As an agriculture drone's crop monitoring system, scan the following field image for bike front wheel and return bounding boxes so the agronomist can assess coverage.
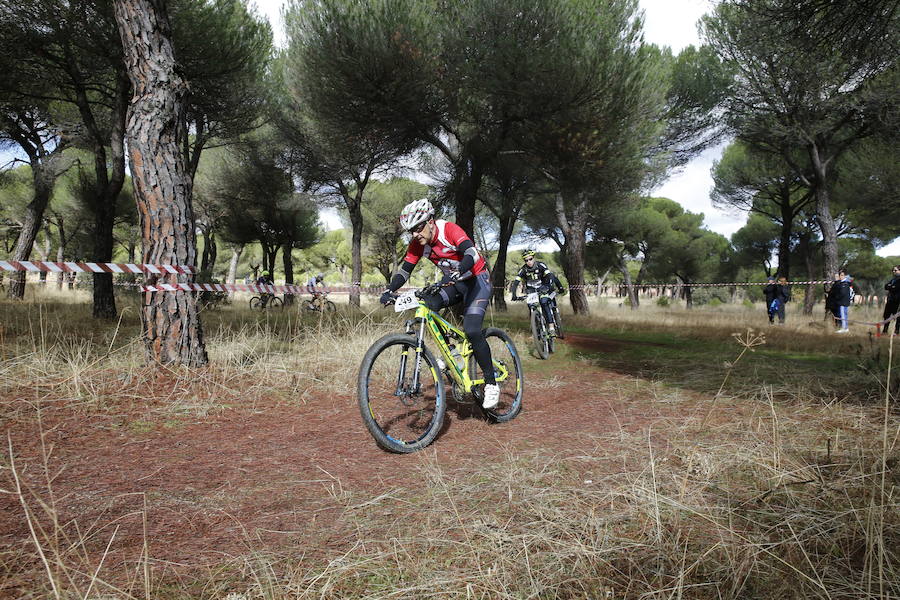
[471,327,523,423]
[358,334,446,453]
[249,296,262,310]
[323,300,336,312]
[530,308,550,359]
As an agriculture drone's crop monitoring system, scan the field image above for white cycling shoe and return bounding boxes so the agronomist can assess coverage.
[482,384,500,409]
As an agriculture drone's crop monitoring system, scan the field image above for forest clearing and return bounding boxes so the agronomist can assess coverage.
[1,293,898,599]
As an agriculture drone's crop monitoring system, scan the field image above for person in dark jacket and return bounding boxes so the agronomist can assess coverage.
[763,276,791,324]
[883,265,900,336]
[827,270,853,333]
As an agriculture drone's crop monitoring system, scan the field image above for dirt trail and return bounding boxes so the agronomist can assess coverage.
[0,332,669,587]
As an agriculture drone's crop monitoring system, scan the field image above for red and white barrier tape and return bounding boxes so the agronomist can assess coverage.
[139,283,384,294]
[0,260,196,275]
[603,280,831,288]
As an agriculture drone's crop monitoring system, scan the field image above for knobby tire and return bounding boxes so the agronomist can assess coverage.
[358,334,446,453]
[472,327,523,423]
[530,308,550,359]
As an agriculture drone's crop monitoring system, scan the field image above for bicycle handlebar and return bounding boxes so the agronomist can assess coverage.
[382,275,473,306]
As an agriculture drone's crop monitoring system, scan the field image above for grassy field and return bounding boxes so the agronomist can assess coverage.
[1,290,898,599]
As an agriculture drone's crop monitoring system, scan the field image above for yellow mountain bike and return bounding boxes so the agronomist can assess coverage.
[357,283,524,453]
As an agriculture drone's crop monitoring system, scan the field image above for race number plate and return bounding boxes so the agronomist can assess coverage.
[526,292,539,304]
[394,290,418,312]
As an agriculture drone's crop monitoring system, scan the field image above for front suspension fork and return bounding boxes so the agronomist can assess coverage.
[395,318,427,396]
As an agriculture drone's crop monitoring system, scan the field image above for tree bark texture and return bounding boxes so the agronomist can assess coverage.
[809,143,839,279]
[226,244,243,297]
[490,214,515,311]
[55,230,65,289]
[6,156,65,299]
[282,242,295,305]
[777,195,794,280]
[555,191,590,315]
[114,0,208,366]
[799,231,817,315]
[452,154,483,239]
[618,257,638,309]
[348,203,364,308]
[79,68,129,319]
[6,180,51,299]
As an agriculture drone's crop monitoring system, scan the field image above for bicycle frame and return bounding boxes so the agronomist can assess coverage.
[395,292,511,394]
[525,290,557,320]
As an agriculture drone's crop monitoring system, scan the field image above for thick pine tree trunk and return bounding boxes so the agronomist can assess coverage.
[36,229,51,284]
[6,169,54,299]
[83,69,129,319]
[809,144,838,279]
[491,214,515,311]
[56,226,66,290]
[226,244,243,298]
[114,0,207,366]
[348,203,363,308]
[555,190,590,315]
[282,242,295,305]
[777,198,793,279]
[799,231,817,315]
[452,154,482,238]
[618,257,638,309]
[92,189,118,318]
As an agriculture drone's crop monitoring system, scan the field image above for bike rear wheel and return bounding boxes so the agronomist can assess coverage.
[471,327,523,423]
[269,296,284,310]
[358,334,446,453]
[530,309,550,359]
[552,303,564,339]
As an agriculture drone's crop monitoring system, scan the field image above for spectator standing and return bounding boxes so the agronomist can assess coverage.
[828,270,853,333]
[883,265,900,336]
[763,276,791,324]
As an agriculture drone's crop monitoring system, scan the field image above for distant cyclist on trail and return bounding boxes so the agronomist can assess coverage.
[306,272,326,295]
[510,249,566,335]
[256,270,274,307]
[306,272,327,309]
[378,198,500,410]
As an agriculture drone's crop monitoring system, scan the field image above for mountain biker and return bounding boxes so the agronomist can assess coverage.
[307,272,326,294]
[379,198,500,410]
[510,249,566,334]
[306,273,327,309]
[256,270,274,307]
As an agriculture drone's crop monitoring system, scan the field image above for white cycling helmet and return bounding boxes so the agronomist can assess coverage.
[399,198,434,232]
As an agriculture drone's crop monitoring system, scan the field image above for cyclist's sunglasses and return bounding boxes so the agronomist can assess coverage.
[408,221,428,235]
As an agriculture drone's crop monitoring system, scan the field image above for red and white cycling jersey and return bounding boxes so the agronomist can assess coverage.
[403,220,486,276]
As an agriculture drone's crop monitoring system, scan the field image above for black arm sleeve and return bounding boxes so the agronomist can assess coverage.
[387,260,416,292]
[549,272,564,291]
[457,239,476,274]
